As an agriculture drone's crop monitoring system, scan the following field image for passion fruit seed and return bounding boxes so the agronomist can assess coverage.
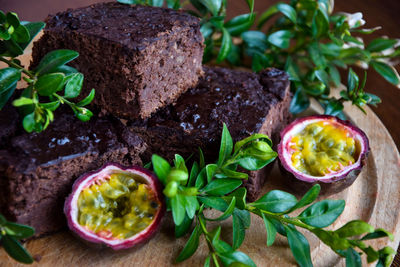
[77,173,159,240]
[290,121,356,176]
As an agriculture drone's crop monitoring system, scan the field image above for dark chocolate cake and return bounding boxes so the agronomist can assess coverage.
[0,111,147,236]
[31,2,204,119]
[128,66,292,200]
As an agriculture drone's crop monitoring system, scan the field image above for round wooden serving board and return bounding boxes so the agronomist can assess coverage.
[0,37,399,267]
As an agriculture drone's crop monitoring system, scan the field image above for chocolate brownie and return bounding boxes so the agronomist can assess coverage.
[0,112,147,237]
[128,66,292,201]
[31,2,204,119]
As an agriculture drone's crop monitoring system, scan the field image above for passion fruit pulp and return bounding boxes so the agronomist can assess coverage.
[64,163,165,250]
[278,115,369,195]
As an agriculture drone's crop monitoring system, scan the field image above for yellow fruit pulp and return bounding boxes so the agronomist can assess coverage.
[289,121,356,176]
[77,173,159,240]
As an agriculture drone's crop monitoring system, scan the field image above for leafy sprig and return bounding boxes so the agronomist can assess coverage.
[151,124,395,267]
[0,10,95,133]
[118,0,399,118]
[0,214,35,264]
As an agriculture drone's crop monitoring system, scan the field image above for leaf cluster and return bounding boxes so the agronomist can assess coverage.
[150,124,395,267]
[119,0,400,118]
[0,214,35,264]
[151,123,276,266]
[0,10,95,133]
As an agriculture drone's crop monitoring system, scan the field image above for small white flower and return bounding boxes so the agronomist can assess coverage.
[339,12,366,28]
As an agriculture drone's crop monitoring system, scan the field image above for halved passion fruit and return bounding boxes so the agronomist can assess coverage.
[278,115,369,195]
[64,163,165,250]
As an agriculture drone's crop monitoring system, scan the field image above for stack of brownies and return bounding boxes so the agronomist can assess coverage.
[0,2,291,237]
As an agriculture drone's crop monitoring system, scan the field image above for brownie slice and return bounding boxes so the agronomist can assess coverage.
[129,66,292,201]
[31,2,204,119]
[0,112,147,237]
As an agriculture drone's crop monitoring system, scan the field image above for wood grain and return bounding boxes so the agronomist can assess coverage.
[0,43,399,265]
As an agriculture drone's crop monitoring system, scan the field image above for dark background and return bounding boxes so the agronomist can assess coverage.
[1,0,399,265]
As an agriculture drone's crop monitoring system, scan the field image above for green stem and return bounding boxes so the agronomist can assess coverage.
[0,57,35,79]
[198,214,221,266]
[246,205,315,231]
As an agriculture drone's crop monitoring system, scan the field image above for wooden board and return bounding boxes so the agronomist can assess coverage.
[1,38,400,267]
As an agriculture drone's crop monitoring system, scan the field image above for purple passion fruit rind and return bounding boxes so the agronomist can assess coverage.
[277,115,369,196]
[64,163,165,250]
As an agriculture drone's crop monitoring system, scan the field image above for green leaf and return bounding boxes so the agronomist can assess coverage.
[261,213,277,246]
[290,88,310,114]
[204,255,211,267]
[74,107,93,122]
[232,211,246,249]
[324,100,344,117]
[6,12,20,28]
[287,184,320,213]
[285,226,312,267]
[218,251,256,267]
[236,154,276,171]
[19,22,45,50]
[3,39,23,56]
[195,168,207,189]
[252,190,297,213]
[171,194,186,225]
[4,222,35,239]
[366,38,397,53]
[257,4,279,28]
[216,28,232,63]
[347,68,359,93]
[22,112,35,133]
[64,73,83,98]
[234,133,272,153]
[0,67,21,94]
[2,235,33,264]
[311,228,350,251]
[285,56,301,81]
[151,0,164,7]
[50,65,78,75]
[176,224,201,262]
[252,52,270,72]
[12,25,30,43]
[35,72,64,96]
[217,123,233,166]
[312,9,329,37]
[0,83,16,109]
[201,179,242,196]
[224,187,247,209]
[213,239,234,254]
[205,164,218,183]
[206,197,236,221]
[117,0,136,3]
[328,65,341,87]
[184,195,199,219]
[0,11,6,24]
[201,0,223,16]
[175,213,193,238]
[371,61,400,86]
[198,196,228,212]
[335,220,374,238]
[267,30,293,49]
[277,3,297,24]
[216,168,248,180]
[12,97,33,107]
[299,199,345,228]
[242,31,269,54]
[0,26,11,40]
[225,13,255,36]
[35,49,79,75]
[361,228,394,241]
[187,162,199,187]
[76,88,95,107]
[345,247,362,267]
[308,42,326,67]
[151,154,171,185]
